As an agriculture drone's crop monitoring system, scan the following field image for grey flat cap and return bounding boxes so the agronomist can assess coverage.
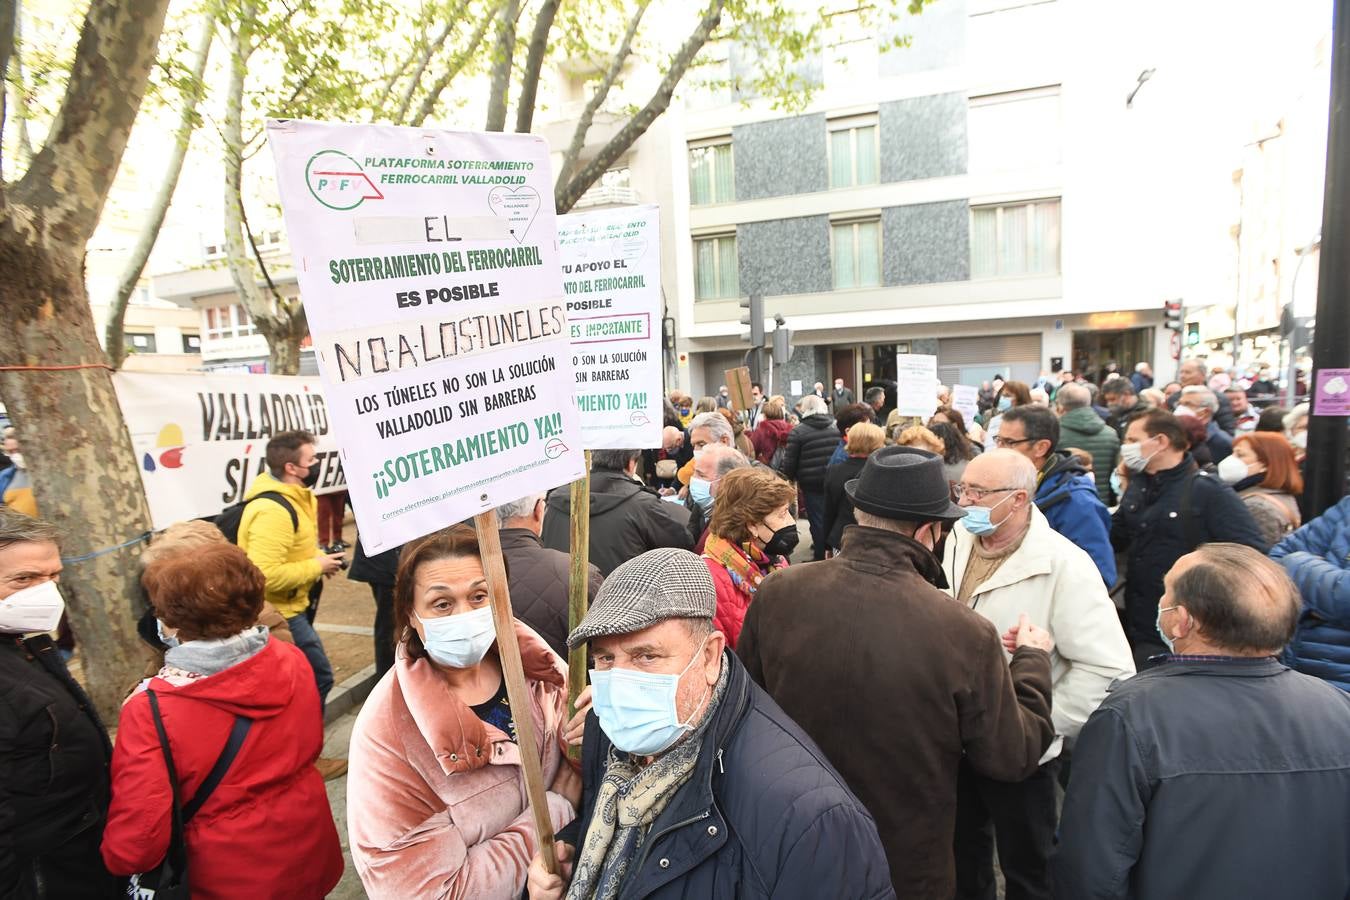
[567,548,715,649]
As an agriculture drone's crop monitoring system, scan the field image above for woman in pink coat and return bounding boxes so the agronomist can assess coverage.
[347,524,579,899]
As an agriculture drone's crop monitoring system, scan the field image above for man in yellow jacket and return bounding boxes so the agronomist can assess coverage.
[238,430,345,710]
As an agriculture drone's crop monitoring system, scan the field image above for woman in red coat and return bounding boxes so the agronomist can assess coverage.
[702,467,798,648]
[750,398,793,466]
[101,542,343,899]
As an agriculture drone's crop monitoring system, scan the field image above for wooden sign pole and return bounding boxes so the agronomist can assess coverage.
[566,450,592,762]
[473,508,557,875]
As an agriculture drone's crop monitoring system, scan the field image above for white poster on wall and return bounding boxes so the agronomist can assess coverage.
[114,371,346,529]
[895,353,940,419]
[267,120,584,551]
[557,205,663,449]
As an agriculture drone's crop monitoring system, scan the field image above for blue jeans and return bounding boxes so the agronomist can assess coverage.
[803,491,827,561]
[287,612,334,708]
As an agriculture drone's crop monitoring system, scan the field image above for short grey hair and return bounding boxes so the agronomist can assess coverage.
[854,508,918,535]
[799,394,828,416]
[714,449,749,479]
[591,449,641,472]
[1283,402,1309,432]
[496,493,545,522]
[1173,544,1301,654]
[0,508,60,551]
[689,411,733,445]
[1180,385,1219,413]
[1135,362,1150,373]
[1056,383,1091,410]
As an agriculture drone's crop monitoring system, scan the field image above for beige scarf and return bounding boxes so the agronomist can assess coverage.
[566,663,729,900]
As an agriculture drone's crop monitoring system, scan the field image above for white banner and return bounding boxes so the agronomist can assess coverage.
[558,205,663,449]
[267,120,584,552]
[951,384,980,423]
[114,371,346,529]
[895,354,940,419]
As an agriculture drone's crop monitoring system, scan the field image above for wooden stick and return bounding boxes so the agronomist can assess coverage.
[473,509,557,875]
[566,450,593,762]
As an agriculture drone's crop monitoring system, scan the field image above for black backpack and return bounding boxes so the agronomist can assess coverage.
[214,492,298,544]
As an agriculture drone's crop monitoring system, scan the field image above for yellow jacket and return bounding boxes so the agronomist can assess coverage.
[238,472,321,618]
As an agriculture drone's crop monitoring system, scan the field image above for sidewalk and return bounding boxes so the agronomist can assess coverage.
[322,703,367,899]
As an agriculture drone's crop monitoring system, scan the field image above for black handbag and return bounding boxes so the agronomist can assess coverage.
[128,689,252,900]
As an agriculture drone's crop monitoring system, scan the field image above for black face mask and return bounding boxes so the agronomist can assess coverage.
[300,463,321,489]
[762,523,800,559]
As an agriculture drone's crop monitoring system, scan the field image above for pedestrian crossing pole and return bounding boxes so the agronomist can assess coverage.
[566,450,593,762]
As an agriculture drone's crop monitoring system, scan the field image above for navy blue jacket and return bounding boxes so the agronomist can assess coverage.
[562,651,894,900]
[1272,495,1350,691]
[1035,452,1116,586]
[1054,657,1350,899]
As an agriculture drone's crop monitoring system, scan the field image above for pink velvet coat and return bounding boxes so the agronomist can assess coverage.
[347,621,576,900]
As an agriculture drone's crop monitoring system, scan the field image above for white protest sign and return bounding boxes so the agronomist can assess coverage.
[267,120,584,551]
[557,205,662,449]
[114,371,346,529]
[951,384,979,422]
[895,353,939,418]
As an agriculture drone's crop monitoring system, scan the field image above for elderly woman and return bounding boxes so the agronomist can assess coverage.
[702,467,800,648]
[101,543,343,899]
[347,525,578,899]
[1221,432,1304,544]
[822,422,886,555]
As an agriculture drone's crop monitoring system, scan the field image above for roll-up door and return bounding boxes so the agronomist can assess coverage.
[937,334,1042,388]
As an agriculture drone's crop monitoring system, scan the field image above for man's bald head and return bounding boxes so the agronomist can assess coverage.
[1165,544,1301,655]
[964,448,1038,495]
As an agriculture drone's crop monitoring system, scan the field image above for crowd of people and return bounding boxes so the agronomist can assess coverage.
[2,355,1349,899]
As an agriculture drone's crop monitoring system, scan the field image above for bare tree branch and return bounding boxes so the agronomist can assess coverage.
[556,0,723,213]
[408,1,499,128]
[393,17,455,125]
[512,0,558,133]
[554,0,650,189]
[105,14,214,369]
[483,0,520,131]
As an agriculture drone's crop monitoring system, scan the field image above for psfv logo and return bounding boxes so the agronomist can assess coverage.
[305,150,384,210]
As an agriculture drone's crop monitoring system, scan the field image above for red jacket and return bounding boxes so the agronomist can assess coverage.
[750,419,792,465]
[102,638,343,899]
[707,560,750,649]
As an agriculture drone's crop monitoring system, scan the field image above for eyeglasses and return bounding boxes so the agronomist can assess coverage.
[992,436,1033,448]
[952,483,1019,501]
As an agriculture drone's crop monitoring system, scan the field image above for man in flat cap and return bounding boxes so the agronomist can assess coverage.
[737,446,1056,899]
[526,548,894,900]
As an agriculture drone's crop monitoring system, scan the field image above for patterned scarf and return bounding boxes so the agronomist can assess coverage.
[566,661,730,900]
[702,533,787,603]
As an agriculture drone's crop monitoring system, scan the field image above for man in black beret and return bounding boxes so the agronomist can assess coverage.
[737,446,1057,899]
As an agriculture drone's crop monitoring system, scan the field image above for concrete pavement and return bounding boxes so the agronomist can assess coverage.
[322,703,366,900]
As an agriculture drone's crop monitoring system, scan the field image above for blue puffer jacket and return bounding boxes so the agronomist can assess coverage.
[1035,452,1117,586]
[1271,495,1350,692]
[561,651,895,900]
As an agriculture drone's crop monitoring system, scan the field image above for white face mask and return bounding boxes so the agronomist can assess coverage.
[1217,454,1252,485]
[417,605,496,669]
[0,580,65,634]
[1290,432,1308,450]
[1120,439,1158,473]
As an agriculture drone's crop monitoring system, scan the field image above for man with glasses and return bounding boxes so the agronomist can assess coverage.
[995,405,1115,586]
[941,450,1134,900]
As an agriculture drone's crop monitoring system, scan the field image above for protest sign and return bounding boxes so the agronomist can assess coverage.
[267,120,584,552]
[115,371,346,529]
[895,354,939,419]
[558,205,663,449]
[726,367,753,411]
[951,384,980,422]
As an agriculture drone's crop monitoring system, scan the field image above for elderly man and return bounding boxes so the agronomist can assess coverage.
[1112,410,1265,664]
[1130,361,1153,393]
[1172,359,1236,433]
[1054,383,1119,502]
[0,509,121,897]
[497,493,603,657]
[1054,544,1350,899]
[1224,385,1259,432]
[779,394,841,560]
[996,407,1116,585]
[527,548,894,900]
[543,449,693,574]
[685,445,749,550]
[1100,378,1150,440]
[738,447,1056,898]
[864,385,886,417]
[942,450,1134,900]
[1176,385,1233,463]
[833,377,855,408]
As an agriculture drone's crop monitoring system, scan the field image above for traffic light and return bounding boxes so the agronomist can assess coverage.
[740,295,765,348]
[772,313,794,362]
[1164,300,1184,332]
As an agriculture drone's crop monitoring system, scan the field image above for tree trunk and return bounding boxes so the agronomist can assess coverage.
[0,0,172,725]
[512,0,558,134]
[105,14,214,368]
[483,0,520,132]
[259,313,305,375]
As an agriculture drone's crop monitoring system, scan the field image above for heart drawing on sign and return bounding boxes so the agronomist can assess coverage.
[617,237,648,261]
[488,185,541,245]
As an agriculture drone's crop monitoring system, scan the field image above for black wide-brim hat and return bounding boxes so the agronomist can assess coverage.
[844,445,967,522]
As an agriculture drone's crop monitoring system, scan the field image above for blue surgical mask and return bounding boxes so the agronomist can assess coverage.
[1109,469,1125,499]
[156,618,181,649]
[1156,605,1178,653]
[689,477,714,514]
[997,396,1012,412]
[960,491,1017,536]
[417,606,496,668]
[590,638,711,756]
